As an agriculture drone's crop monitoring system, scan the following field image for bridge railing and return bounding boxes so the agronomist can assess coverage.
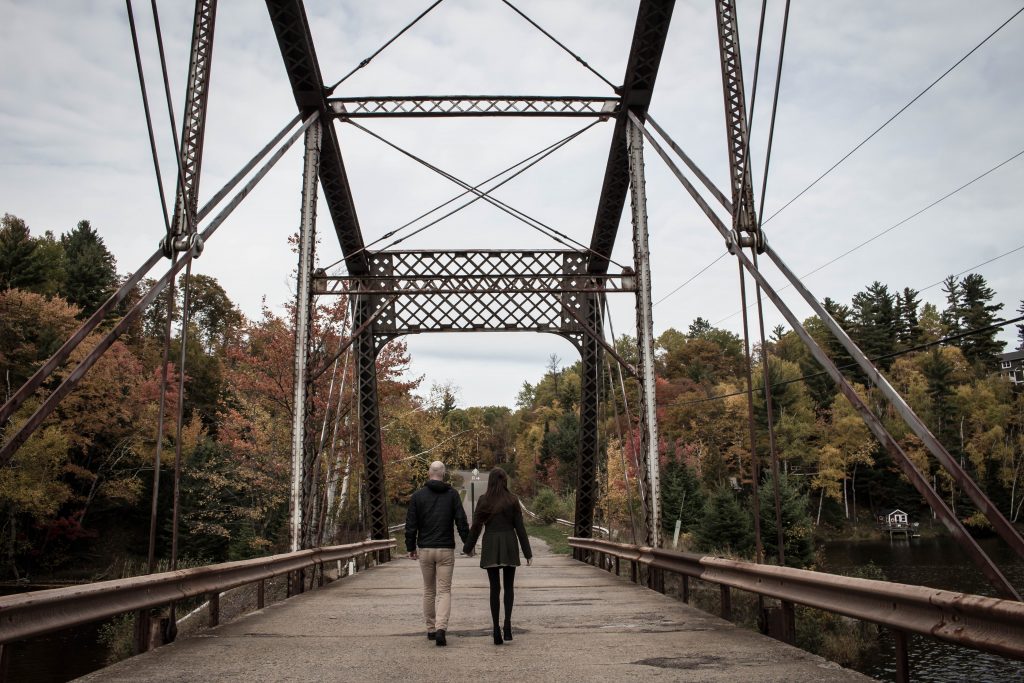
[569,537,1024,681]
[0,538,395,647]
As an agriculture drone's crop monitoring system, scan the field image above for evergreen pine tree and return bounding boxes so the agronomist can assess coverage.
[759,473,815,568]
[940,275,963,339]
[921,348,958,449]
[695,487,753,556]
[850,282,898,366]
[958,273,1004,365]
[60,220,117,317]
[660,458,705,534]
[0,213,46,291]
[822,297,857,374]
[896,287,922,349]
[1017,300,1024,351]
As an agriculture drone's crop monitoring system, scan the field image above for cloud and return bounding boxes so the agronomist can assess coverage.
[2,0,1022,405]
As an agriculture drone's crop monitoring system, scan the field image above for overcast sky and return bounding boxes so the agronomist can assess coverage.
[2,1,1022,408]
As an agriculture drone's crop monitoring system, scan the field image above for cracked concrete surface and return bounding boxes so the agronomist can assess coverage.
[79,539,871,682]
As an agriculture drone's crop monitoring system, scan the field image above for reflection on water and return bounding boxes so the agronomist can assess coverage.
[822,533,1024,683]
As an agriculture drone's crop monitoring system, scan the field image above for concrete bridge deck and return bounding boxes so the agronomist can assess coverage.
[80,539,868,682]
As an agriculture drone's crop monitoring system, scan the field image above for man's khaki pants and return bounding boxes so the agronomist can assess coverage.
[418,548,455,632]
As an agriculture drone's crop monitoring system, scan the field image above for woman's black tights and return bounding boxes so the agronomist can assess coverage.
[486,566,516,628]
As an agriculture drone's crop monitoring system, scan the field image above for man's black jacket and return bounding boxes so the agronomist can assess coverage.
[405,480,469,552]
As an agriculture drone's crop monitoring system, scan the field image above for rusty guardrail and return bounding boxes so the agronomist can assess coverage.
[0,538,395,645]
[569,537,1024,674]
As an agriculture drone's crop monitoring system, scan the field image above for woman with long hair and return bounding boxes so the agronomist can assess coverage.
[463,467,532,645]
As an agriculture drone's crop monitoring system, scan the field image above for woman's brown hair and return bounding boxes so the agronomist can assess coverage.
[475,467,518,516]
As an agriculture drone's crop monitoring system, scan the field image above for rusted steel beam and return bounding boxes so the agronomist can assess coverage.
[0,116,315,469]
[633,114,1019,600]
[765,242,1024,564]
[265,0,368,275]
[0,115,300,454]
[569,538,1024,661]
[587,0,676,274]
[0,539,394,645]
[329,95,618,118]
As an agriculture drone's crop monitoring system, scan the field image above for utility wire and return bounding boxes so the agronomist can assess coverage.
[761,4,1024,227]
[711,148,1024,324]
[676,314,1024,408]
[654,252,728,306]
[918,243,1024,292]
[801,147,1024,280]
[500,0,618,92]
[326,0,445,93]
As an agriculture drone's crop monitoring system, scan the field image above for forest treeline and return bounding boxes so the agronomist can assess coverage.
[1,211,1023,579]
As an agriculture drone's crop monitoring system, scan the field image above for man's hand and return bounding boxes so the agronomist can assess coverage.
[526,558,533,566]
[409,551,418,560]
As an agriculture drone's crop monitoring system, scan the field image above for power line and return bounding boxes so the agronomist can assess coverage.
[710,148,1024,324]
[761,4,1024,227]
[676,314,1024,408]
[800,147,1024,280]
[654,252,727,306]
[326,0,445,93]
[919,243,1024,292]
[499,0,618,92]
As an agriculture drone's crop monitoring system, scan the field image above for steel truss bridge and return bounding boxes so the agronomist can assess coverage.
[0,1,1023,681]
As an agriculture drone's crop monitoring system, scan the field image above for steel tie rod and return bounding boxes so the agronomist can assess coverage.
[0,114,315,467]
[764,240,1024,563]
[0,114,301,430]
[630,113,1020,600]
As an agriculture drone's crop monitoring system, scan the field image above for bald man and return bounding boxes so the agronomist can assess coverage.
[405,461,469,647]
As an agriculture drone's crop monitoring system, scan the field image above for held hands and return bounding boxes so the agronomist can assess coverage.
[527,558,533,566]
[409,551,418,560]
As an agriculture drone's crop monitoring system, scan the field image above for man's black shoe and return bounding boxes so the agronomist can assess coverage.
[427,631,436,641]
[435,629,447,646]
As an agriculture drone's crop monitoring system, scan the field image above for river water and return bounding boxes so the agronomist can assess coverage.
[822,534,1024,682]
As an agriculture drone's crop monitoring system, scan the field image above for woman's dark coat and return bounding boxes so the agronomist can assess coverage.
[464,497,533,568]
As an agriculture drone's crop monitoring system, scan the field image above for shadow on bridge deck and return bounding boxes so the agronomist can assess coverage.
[79,539,868,682]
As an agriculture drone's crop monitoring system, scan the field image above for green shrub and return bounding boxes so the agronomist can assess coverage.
[531,487,564,523]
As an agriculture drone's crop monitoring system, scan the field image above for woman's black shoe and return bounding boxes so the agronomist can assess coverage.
[503,622,513,641]
[435,629,447,647]
[492,627,503,645]
[427,631,436,641]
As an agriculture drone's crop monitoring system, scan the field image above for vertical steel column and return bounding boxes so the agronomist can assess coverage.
[170,0,218,242]
[354,296,389,543]
[627,120,661,547]
[713,0,758,233]
[290,118,321,553]
[574,294,603,554]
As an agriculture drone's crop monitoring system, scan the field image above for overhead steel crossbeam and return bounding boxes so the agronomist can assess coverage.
[587,0,676,275]
[328,96,619,118]
[265,0,368,275]
[315,271,633,296]
[346,250,600,348]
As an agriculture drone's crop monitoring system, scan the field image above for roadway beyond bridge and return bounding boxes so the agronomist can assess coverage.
[79,539,867,682]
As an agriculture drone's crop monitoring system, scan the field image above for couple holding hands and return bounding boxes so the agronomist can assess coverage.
[405,462,532,647]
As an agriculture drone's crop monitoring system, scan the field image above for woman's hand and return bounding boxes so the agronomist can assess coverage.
[526,558,533,566]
